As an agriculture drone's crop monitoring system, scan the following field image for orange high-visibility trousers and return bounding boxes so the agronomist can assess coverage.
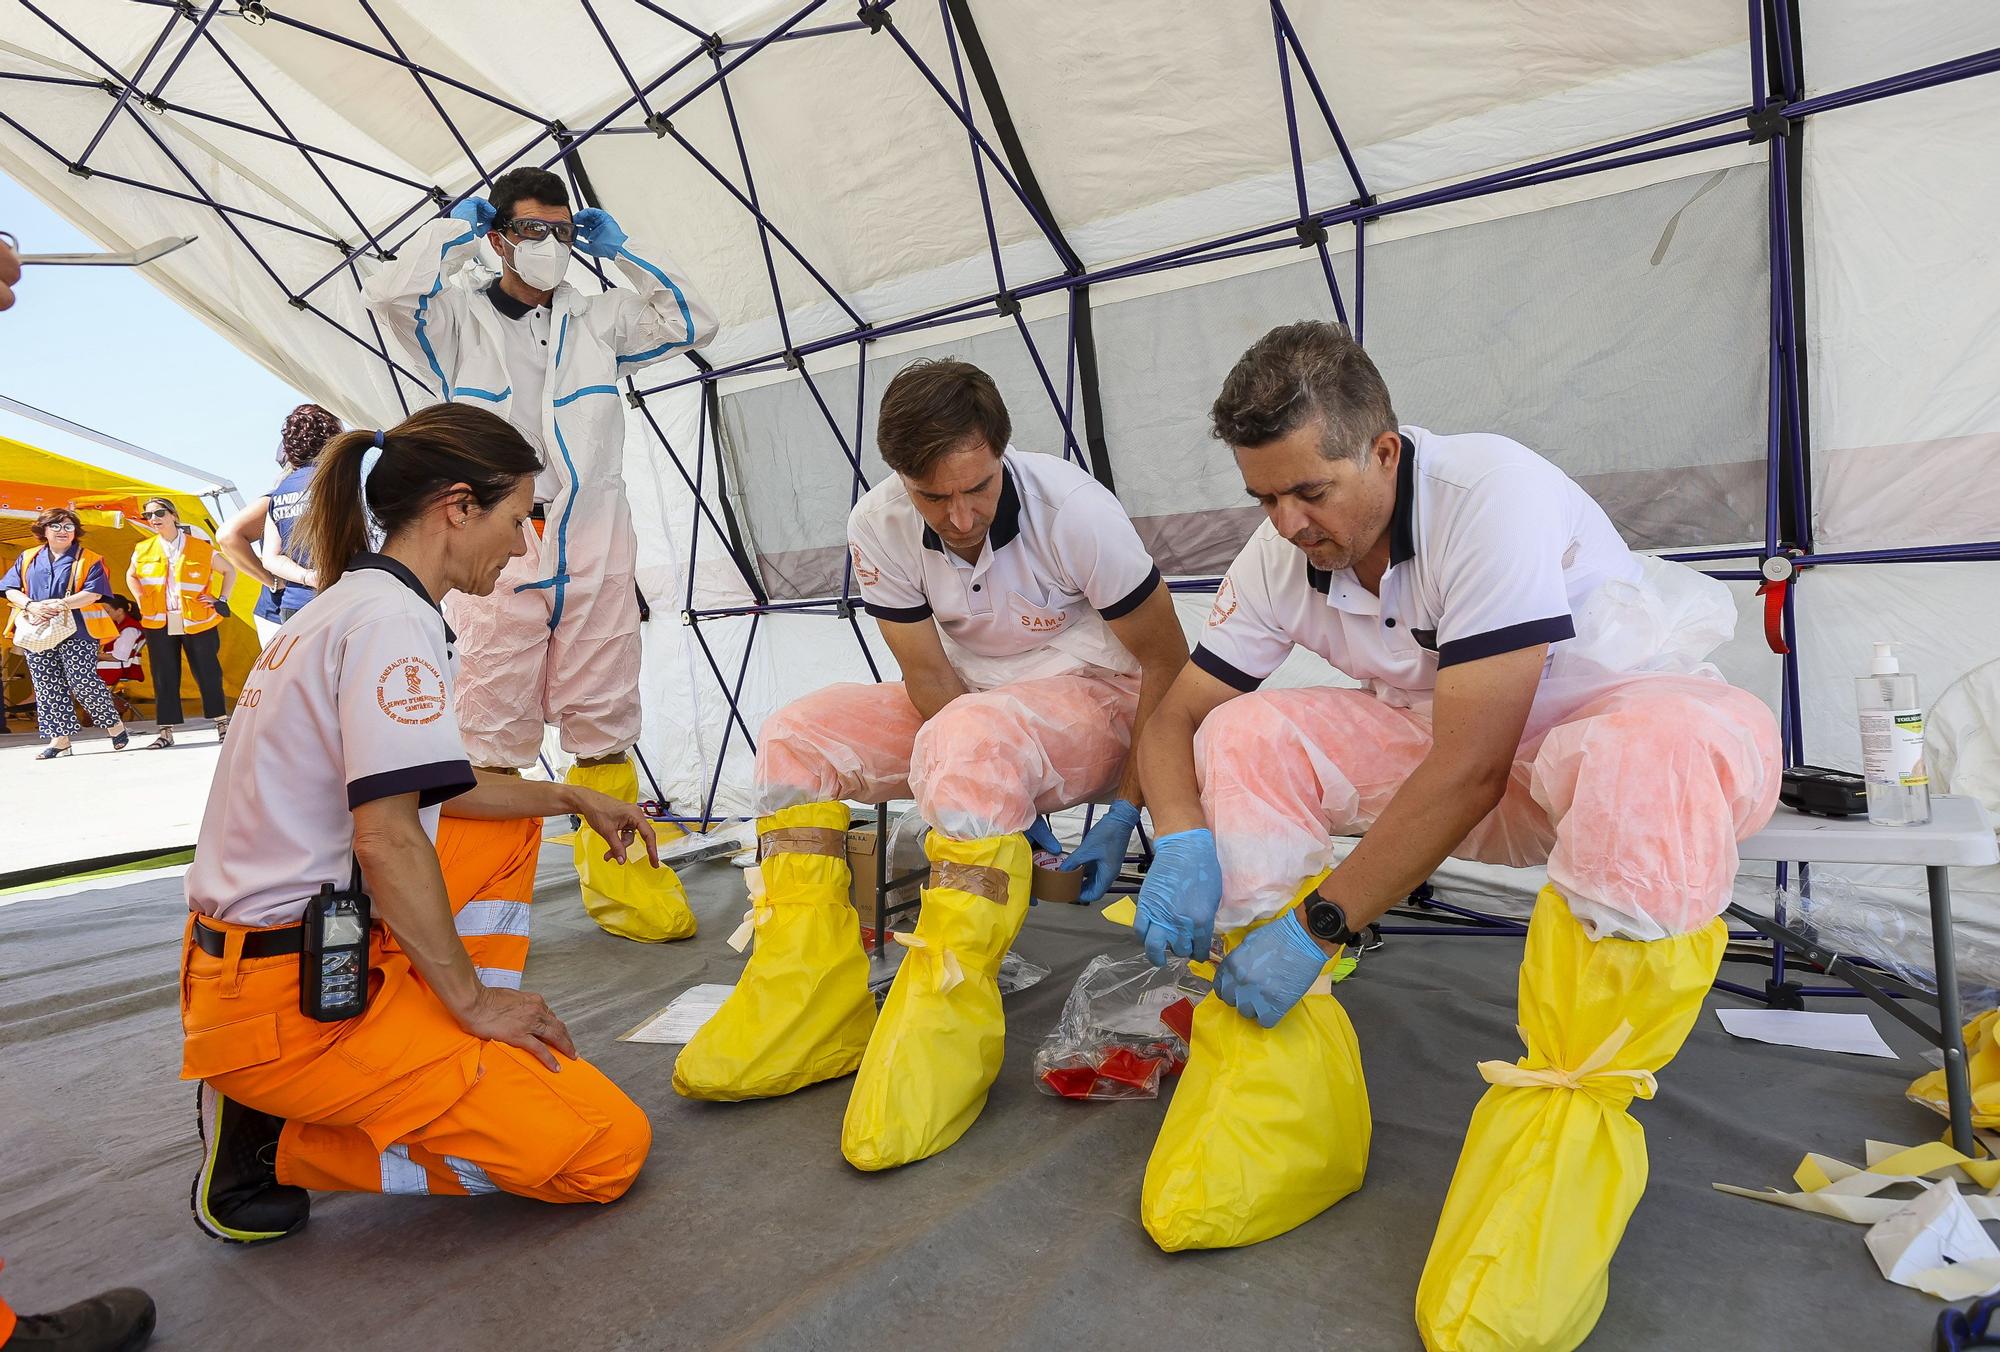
[179,817,650,1202]
[437,815,538,989]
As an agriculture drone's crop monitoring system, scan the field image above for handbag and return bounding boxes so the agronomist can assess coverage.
[8,604,72,653]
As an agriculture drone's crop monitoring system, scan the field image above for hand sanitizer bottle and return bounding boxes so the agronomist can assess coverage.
[1857,642,1931,826]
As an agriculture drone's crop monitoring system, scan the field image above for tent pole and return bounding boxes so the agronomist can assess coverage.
[1270,3,1348,326]
[0,394,244,511]
[631,113,1758,397]
[70,4,183,170]
[1269,1,1370,203]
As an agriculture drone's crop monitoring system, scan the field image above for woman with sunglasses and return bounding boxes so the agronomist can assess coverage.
[1,507,131,758]
[125,497,237,748]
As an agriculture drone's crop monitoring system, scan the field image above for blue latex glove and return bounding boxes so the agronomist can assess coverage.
[213,597,231,617]
[1214,911,1328,1028]
[1133,828,1223,967]
[1020,817,1061,907]
[572,207,627,259]
[1060,799,1140,904]
[1023,816,1061,857]
[449,196,496,236]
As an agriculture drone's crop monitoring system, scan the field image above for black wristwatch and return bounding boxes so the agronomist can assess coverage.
[1302,895,1364,948]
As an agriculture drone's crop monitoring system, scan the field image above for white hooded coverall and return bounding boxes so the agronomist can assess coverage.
[363,216,718,767]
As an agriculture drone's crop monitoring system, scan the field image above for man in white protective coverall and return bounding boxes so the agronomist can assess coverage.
[673,358,1190,1173]
[364,166,717,942]
[1131,322,1780,1351]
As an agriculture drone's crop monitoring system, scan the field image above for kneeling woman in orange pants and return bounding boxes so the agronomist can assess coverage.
[180,403,663,1244]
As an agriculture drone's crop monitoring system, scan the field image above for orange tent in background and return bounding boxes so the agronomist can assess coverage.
[1,432,261,724]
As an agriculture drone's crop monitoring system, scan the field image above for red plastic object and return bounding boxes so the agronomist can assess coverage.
[1040,1064,1102,1099]
[1097,1046,1165,1089]
[1757,578,1790,654]
[1159,996,1195,1043]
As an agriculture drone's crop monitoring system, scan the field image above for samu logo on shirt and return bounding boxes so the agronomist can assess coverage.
[1207,577,1239,627]
[377,656,447,725]
[1009,588,1070,633]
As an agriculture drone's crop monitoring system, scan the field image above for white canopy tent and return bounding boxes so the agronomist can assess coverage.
[4,0,1997,963]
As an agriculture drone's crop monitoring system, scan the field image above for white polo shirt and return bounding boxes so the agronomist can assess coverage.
[1194,426,1649,710]
[849,446,1162,690]
[486,279,557,499]
[186,553,476,929]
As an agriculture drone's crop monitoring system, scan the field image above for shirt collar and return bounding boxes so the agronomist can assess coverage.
[347,551,455,642]
[920,458,1023,555]
[486,277,537,321]
[1388,432,1418,567]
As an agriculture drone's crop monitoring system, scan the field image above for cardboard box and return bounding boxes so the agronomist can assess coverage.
[846,825,922,916]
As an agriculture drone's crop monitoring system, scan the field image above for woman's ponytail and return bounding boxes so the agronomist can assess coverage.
[296,428,379,590]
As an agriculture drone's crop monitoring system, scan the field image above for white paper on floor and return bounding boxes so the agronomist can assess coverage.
[621,983,734,1043]
[1867,1179,2000,1299]
[1715,1007,1897,1058]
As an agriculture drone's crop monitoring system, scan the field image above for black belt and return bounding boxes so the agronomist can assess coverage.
[192,916,303,958]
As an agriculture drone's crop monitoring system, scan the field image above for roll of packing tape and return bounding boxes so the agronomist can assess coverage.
[1031,863,1086,905]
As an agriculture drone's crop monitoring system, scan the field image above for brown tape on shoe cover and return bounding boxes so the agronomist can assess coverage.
[759,826,848,860]
[929,861,1011,905]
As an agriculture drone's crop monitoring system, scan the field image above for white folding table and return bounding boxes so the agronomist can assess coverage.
[1731,794,2000,1152]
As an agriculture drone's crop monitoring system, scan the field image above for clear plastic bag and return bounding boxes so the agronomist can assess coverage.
[864,943,1050,997]
[1034,953,1208,1101]
[655,819,756,867]
[1784,874,2000,1011]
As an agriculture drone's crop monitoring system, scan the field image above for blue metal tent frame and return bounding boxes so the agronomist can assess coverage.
[5,1,1998,943]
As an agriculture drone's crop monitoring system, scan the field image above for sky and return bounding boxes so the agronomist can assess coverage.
[0,170,311,514]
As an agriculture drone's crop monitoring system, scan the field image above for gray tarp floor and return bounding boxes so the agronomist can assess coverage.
[0,844,1955,1350]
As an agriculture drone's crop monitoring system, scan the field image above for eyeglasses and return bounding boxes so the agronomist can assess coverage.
[142,510,173,520]
[502,218,575,244]
[45,522,76,532]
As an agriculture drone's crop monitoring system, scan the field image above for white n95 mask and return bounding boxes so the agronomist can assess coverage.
[510,236,570,290]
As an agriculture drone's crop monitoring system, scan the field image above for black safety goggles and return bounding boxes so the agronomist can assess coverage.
[501,218,575,244]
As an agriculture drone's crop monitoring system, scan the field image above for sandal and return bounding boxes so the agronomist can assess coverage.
[145,732,175,750]
[214,715,230,744]
[111,729,130,751]
[36,744,72,760]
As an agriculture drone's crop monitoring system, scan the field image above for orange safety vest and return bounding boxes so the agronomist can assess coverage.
[11,545,118,643]
[131,532,225,634]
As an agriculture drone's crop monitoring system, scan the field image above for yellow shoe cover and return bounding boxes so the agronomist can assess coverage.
[1140,873,1371,1251]
[1415,886,1724,1352]
[674,802,876,1100]
[1909,1009,2000,1129]
[565,759,696,943]
[841,831,1031,1171]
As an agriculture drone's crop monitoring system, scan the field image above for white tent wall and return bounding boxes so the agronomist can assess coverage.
[3,3,1997,975]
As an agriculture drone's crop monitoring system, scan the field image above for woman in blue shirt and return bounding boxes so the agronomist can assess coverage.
[218,404,341,643]
[264,404,338,620]
[2,508,130,758]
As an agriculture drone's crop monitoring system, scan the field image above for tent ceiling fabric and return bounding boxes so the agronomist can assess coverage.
[1,1,1997,819]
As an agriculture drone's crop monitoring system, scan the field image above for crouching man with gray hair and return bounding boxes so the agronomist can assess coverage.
[1130,320,1780,1351]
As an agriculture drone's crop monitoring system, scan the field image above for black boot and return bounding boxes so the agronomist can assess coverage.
[3,1287,156,1351]
[189,1086,309,1245]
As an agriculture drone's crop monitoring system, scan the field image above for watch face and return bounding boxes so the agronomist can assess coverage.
[1305,899,1349,942]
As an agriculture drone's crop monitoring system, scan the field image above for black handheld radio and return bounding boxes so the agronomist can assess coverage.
[301,872,371,1022]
